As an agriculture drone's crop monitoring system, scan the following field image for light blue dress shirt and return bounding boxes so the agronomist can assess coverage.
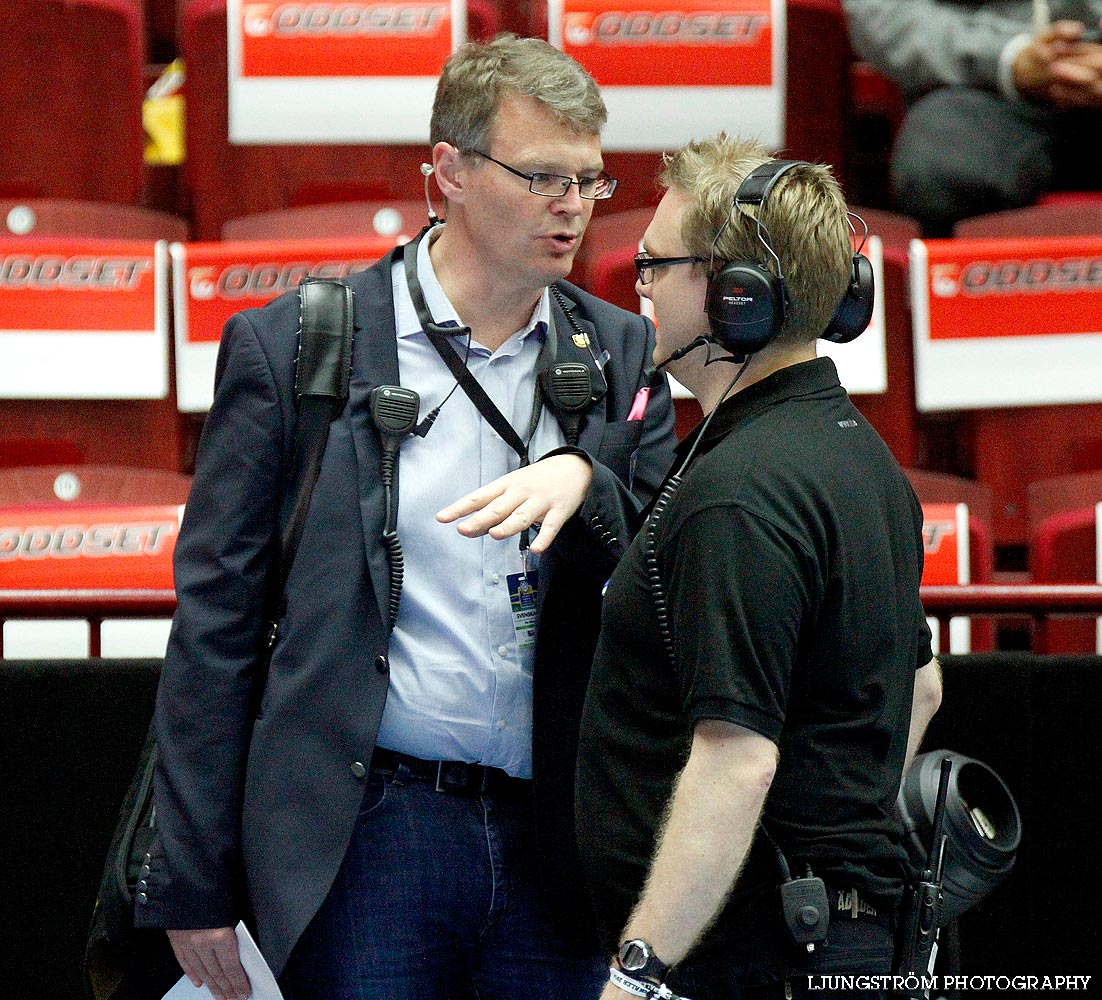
[374,228,567,778]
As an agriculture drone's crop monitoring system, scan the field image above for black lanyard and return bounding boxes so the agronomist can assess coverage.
[402,229,556,467]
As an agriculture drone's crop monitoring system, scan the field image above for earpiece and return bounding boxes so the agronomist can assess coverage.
[704,161,874,355]
[420,163,440,225]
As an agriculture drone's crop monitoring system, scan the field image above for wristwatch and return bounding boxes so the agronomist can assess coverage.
[617,939,670,983]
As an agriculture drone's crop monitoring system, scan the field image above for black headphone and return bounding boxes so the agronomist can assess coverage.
[705,159,875,357]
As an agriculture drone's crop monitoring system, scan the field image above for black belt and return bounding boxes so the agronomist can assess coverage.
[369,747,531,798]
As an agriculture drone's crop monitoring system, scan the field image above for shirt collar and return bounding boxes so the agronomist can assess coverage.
[674,356,844,462]
[396,224,551,347]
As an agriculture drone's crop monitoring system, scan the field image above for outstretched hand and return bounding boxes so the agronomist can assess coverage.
[437,454,593,553]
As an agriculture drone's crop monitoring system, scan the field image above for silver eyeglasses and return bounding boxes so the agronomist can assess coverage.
[465,149,618,200]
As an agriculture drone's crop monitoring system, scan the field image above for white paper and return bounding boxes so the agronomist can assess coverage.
[162,922,284,1000]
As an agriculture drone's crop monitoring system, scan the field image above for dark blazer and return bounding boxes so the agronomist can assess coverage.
[136,246,677,972]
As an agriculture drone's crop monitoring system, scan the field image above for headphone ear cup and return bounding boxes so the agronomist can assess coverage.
[822,252,874,344]
[706,262,786,356]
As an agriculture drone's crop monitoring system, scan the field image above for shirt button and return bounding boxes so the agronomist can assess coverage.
[496,720,507,731]
[497,644,508,656]
[350,761,367,779]
[491,573,501,584]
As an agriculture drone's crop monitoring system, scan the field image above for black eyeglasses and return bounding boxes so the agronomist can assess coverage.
[464,149,618,200]
[633,252,707,285]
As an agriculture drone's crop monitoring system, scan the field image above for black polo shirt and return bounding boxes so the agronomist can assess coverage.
[576,357,933,954]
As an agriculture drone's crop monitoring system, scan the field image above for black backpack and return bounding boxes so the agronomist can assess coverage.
[84,278,354,1000]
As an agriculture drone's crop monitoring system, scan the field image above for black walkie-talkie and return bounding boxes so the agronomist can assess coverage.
[539,362,593,446]
[896,756,952,998]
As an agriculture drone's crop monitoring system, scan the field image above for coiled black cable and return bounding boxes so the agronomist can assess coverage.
[643,354,751,668]
[379,448,404,630]
[644,473,684,667]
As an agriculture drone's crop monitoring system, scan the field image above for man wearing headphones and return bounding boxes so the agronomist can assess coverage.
[136,34,676,1000]
[573,135,942,1000]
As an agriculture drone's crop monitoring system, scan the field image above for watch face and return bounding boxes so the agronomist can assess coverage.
[618,940,650,972]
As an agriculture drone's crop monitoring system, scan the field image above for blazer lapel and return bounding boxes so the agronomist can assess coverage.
[347,248,403,629]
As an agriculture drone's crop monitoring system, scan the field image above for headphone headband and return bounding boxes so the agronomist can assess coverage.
[734,159,805,208]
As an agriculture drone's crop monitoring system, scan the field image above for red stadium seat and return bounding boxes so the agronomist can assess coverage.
[0,466,191,655]
[0,200,187,474]
[0,465,191,507]
[572,207,650,314]
[222,200,434,242]
[1,199,188,241]
[147,0,179,60]
[0,439,84,469]
[1034,191,1102,208]
[954,200,1102,239]
[0,0,146,205]
[784,0,856,181]
[180,0,500,240]
[905,469,995,582]
[520,0,857,206]
[845,207,922,468]
[1028,470,1102,653]
[946,203,1102,550]
[906,468,996,651]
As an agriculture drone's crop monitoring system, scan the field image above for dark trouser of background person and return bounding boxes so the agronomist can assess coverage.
[891,86,1102,237]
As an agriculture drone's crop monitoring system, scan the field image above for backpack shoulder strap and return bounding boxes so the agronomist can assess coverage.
[260,277,354,651]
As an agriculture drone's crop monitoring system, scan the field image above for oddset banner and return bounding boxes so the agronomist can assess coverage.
[228,0,465,142]
[0,503,183,590]
[911,236,1102,410]
[548,0,785,151]
[920,501,970,587]
[0,238,169,399]
[172,236,405,411]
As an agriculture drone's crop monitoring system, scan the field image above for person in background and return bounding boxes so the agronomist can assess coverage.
[844,0,1102,234]
[575,134,943,1000]
[135,33,676,1000]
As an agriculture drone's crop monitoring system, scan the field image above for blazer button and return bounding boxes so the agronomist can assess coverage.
[137,891,149,905]
[350,761,367,779]
[374,654,389,675]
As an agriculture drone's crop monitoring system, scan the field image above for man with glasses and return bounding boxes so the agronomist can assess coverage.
[136,33,676,1000]
[576,135,941,1000]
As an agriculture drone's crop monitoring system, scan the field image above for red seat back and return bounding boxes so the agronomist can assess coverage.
[1,200,188,241]
[0,0,145,204]
[222,201,433,242]
[1027,470,1102,653]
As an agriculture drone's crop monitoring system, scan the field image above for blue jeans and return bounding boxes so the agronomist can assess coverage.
[280,767,605,1000]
